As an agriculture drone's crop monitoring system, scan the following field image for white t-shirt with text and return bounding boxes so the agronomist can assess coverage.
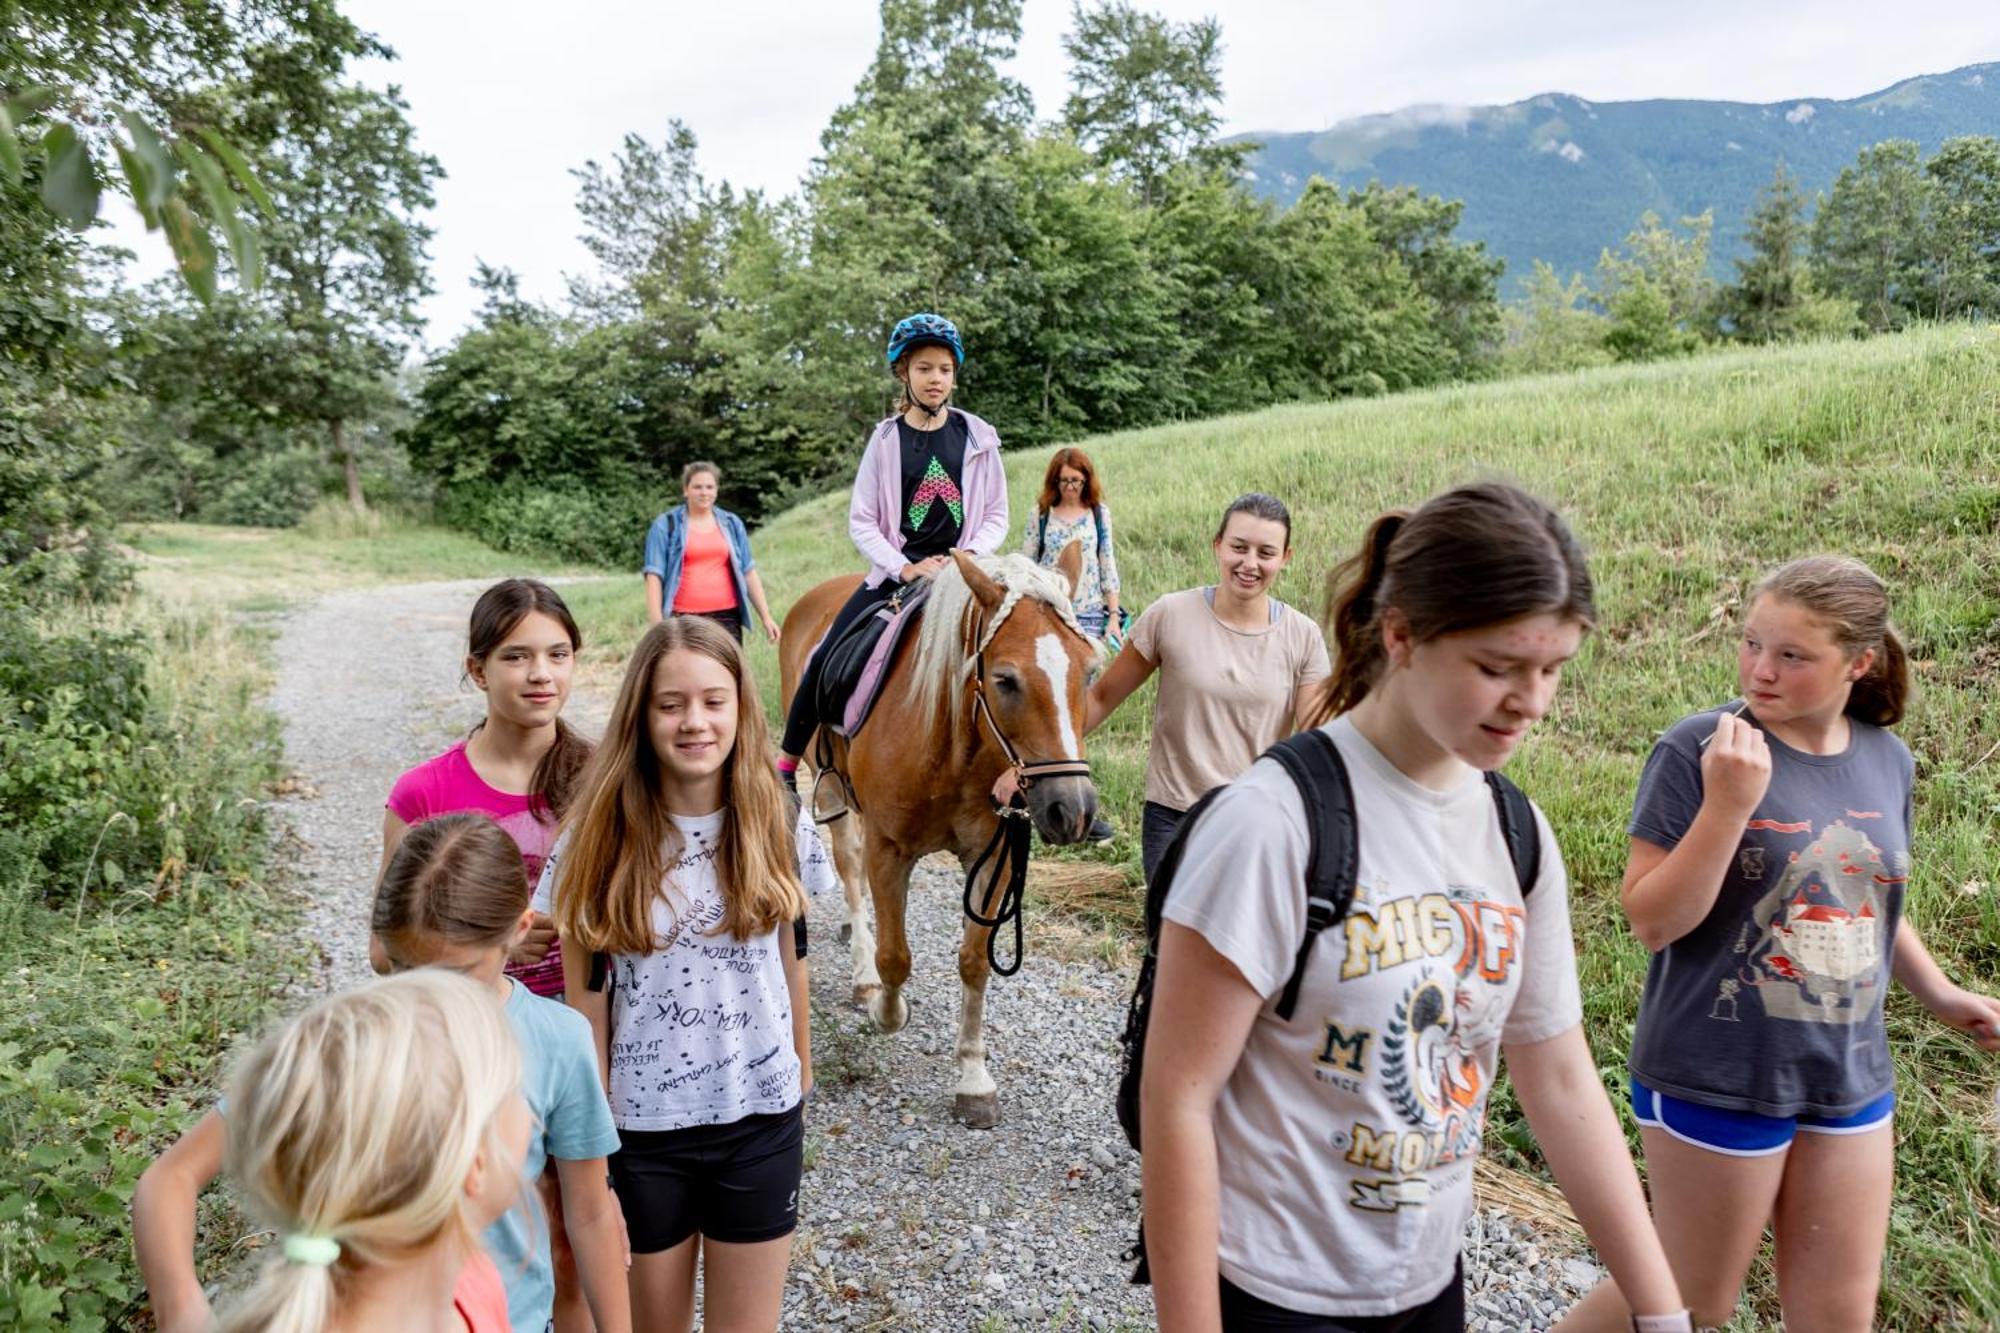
[1161,717,1583,1317]
[534,808,837,1131]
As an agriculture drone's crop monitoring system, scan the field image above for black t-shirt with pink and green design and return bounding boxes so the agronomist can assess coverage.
[897,412,968,559]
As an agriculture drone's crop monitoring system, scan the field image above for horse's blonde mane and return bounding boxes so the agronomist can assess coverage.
[907,554,1094,727]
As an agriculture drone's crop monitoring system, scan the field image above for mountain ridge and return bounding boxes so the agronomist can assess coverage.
[1235,62,2000,289]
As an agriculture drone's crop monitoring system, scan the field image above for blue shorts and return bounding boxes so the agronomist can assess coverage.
[1630,1076,1894,1157]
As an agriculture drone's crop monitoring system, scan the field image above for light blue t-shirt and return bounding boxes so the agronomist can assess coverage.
[488,979,621,1333]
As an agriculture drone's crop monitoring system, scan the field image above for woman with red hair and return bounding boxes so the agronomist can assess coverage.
[1021,446,1124,648]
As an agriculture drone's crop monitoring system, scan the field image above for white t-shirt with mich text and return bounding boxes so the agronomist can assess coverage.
[1162,717,1582,1317]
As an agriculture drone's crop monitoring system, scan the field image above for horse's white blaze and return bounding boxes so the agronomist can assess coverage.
[1035,631,1079,760]
[955,981,996,1098]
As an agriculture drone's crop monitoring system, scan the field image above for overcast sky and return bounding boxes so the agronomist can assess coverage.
[110,1,2000,339]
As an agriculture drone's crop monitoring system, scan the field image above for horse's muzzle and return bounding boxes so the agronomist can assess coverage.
[1027,773,1098,846]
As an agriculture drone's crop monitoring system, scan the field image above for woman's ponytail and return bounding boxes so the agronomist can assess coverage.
[1308,510,1408,726]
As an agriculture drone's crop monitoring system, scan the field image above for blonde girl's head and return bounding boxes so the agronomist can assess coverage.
[1749,555,1910,727]
[371,813,534,977]
[553,615,805,955]
[214,971,527,1333]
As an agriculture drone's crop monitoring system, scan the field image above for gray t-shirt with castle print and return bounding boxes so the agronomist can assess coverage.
[1627,702,1911,1118]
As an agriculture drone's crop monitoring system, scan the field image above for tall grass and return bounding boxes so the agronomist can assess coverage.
[568,326,2000,1327]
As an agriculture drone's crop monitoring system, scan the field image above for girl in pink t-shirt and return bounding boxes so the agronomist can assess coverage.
[381,578,591,998]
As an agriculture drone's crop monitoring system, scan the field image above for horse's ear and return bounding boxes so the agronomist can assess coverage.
[952,549,1004,610]
[1055,538,1083,601]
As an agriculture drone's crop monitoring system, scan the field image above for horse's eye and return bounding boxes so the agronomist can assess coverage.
[994,673,1021,694]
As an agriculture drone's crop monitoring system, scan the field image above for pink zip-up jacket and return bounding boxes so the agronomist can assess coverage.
[849,409,1009,587]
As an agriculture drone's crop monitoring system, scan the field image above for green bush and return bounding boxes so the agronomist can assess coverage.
[438,475,665,568]
[0,599,290,1328]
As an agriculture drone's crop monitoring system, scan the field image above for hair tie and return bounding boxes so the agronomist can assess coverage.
[281,1233,341,1267]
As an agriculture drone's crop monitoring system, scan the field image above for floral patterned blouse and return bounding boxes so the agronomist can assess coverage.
[1019,504,1120,630]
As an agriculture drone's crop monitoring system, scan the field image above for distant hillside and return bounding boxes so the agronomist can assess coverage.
[1238,64,2000,290]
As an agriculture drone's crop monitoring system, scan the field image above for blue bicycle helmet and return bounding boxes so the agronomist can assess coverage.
[886,312,964,367]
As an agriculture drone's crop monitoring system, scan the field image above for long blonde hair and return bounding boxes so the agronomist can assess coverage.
[553,616,805,954]
[213,971,522,1333]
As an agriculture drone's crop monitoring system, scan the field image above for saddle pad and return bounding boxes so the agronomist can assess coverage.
[813,581,931,738]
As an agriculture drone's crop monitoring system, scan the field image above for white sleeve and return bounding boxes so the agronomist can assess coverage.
[1159,759,1311,999]
[530,831,567,915]
[1500,806,1585,1046]
[794,809,840,898]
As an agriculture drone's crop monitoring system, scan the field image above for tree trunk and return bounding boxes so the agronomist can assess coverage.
[333,417,366,512]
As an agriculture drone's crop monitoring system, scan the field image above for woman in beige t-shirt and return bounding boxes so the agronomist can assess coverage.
[1099,493,1330,878]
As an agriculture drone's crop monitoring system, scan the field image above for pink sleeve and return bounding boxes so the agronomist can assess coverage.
[386,760,436,824]
[847,431,908,575]
[962,443,1010,556]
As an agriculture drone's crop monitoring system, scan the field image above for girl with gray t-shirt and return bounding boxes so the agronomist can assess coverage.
[1142,484,1693,1333]
[1566,556,2000,1332]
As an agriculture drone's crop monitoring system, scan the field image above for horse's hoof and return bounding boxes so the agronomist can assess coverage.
[837,921,853,945]
[851,982,881,1010]
[869,991,908,1034]
[953,1092,1001,1130]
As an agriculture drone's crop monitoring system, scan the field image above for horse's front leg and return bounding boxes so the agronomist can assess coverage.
[826,812,881,1007]
[862,834,915,1035]
[952,840,1005,1130]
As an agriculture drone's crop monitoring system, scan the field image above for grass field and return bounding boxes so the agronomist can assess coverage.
[572,325,2000,1327]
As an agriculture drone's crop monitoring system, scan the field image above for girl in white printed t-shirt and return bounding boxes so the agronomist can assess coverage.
[538,615,836,1333]
[1141,483,1693,1333]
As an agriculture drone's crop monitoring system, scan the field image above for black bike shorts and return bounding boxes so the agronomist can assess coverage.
[609,1103,805,1252]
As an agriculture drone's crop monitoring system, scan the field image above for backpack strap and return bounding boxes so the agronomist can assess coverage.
[1265,729,1357,1022]
[1483,770,1541,897]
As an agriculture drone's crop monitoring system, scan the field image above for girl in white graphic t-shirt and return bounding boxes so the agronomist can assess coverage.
[542,615,821,1333]
[1141,483,1691,1333]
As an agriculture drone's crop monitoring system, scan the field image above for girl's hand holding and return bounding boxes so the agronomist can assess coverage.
[900,555,948,583]
[1699,712,1771,818]
[512,912,558,966]
[1927,985,2000,1051]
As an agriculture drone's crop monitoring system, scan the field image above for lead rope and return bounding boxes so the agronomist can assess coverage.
[963,792,1032,976]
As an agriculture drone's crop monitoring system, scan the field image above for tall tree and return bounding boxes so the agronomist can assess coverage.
[1347,183,1504,375]
[1923,135,2000,321]
[230,47,441,510]
[1811,139,1931,331]
[1726,163,1810,342]
[1061,1,1231,206]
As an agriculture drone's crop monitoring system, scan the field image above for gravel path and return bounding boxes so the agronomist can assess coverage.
[268,579,1604,1332]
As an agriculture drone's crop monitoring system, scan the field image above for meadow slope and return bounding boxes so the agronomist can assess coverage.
[570,325,2000,1326]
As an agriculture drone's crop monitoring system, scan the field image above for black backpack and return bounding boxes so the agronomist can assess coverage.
[1112,728,1541,1278]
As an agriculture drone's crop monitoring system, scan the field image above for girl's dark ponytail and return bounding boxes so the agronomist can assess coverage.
[1309,511,1408,726]
[532,717,591,819]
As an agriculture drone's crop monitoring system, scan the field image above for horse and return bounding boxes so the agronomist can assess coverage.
[779,545,1101,1128]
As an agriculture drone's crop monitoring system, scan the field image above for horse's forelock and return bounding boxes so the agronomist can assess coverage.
[907,554,1094,726]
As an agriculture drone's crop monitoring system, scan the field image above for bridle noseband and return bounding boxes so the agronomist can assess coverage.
[967,612,1093,810]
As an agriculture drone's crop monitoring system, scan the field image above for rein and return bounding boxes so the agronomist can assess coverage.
[959,604,1092,977]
